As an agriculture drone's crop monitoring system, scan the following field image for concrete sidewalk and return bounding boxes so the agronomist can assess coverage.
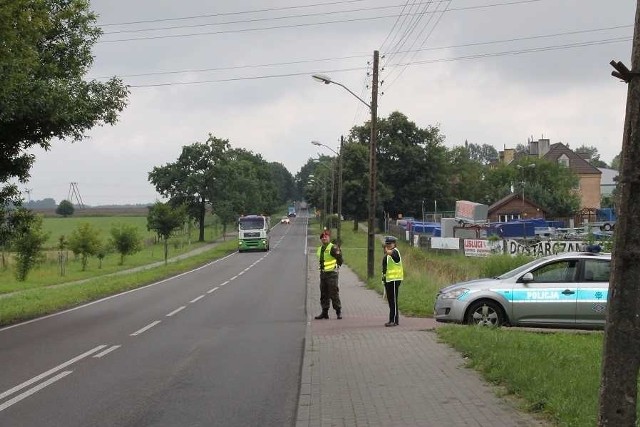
[296,251,550,427]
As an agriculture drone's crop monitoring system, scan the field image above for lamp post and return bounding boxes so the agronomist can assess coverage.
[312,157,335,218]
[312,50,379,279]
[516,163,536,238]
[311,139,343,243]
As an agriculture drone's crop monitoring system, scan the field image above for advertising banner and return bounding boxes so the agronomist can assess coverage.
[505,240,589,256]
[464,239,504,257]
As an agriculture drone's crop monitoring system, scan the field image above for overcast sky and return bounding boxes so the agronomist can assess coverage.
[22,0,635,206]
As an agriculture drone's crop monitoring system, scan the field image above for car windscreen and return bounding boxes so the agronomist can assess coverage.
[239,218,266,230]
[496,256,553,280]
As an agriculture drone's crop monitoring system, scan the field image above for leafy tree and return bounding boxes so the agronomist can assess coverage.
[11,208,49,281]
[484,159,580,217]
[149,135,228,242]
[147,202,187,265]
[68,222,102,271]
[110,224,142,265]
[351,111,447,218]
[209,147,281,232]
[446,145,492,205]
[337,141,370,230]
[464,141,499,165]
[56,200,75,217]
[574,145,608,168]
[268,161,297,205]
[0,0,128,208]
[610,152,621,170]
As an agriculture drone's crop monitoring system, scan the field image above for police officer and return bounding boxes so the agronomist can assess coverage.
[382,235,403,327]
[315,230,343,319]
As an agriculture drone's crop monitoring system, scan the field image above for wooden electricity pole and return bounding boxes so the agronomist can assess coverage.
[598,1,640,425]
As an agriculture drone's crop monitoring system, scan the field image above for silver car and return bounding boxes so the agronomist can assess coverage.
[434,251,611,328]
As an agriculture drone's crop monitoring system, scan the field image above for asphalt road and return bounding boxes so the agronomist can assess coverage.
[0,217,309,427]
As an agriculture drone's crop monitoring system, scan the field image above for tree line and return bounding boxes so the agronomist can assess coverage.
[299,111,617,227]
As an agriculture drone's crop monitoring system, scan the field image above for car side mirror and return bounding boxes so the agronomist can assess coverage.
[521,272,534,283]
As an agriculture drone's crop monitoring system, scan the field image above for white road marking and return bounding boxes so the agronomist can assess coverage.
[0,252,237,333]
[0,371,73,412]
[229,275,238,281]
[130,321,161,336]
[190,295,205,303]
[93,345,121,358]
[0,345,106,401]
[207,287,219,294]
[166,306,186,317]
[220,280,229,286]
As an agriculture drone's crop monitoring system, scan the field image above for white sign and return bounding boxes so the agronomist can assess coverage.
[430,237,460,250]
[506,240,589,256]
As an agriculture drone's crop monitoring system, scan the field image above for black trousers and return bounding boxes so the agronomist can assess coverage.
[319,271,341,311]
[384,280,401,324]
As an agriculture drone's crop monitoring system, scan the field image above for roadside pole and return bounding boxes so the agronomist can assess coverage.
[598,1,640,425]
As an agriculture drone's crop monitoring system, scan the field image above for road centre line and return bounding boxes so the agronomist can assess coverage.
[229,275,238,281]
[220,280,229,286]
[130,321,161,336]
[166,306,186,316]
[93,345,121,358]
[190,295,205,303]
[0,371,73,412]
[0,345,106,401]
[207,287,219,294]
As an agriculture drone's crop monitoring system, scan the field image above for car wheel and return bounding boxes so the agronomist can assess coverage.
[603,223,612,231]
[465,300,505,327]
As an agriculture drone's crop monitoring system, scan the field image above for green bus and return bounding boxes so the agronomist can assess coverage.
[238,215,270,252]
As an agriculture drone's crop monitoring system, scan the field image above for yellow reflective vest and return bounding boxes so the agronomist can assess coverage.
[385,249,404,281]
[317,243,338,272]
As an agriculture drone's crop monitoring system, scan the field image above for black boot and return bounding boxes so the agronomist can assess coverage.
[315,309,329,319]
[336,310,342,319]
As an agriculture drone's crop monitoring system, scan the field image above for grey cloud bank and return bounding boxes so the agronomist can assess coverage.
[23,0,634,205]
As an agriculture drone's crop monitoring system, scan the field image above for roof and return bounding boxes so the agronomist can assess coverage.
[488,192,548,214]
[543,143,602,175]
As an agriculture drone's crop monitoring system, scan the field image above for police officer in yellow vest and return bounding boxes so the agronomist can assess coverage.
[315,229,343,319]
[382,235,403,327]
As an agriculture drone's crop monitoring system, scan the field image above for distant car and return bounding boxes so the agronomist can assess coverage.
[280,216,290,224]
[434,251,611,329]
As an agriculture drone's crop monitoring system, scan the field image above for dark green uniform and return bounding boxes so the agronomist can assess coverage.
[316,241,343,318]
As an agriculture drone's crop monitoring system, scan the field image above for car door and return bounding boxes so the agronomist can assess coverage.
[511,259,579,326]
[575,259,610,327]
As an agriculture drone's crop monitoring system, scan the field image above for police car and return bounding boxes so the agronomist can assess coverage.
[434,251,611,329]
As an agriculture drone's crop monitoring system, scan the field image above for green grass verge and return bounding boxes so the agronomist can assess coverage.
[0,239,238,326]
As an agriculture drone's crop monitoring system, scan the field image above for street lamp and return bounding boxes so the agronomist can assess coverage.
[312,50,379,279]
[516,163,536,238]
[311,139,343,243]
[312,157,335,219]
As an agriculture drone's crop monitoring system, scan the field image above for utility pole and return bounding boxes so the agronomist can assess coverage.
[598,2,640,425]
[367,50,379,280]
[337,135,344,244]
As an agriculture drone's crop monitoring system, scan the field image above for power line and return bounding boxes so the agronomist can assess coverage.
[98,0,546,43]
[126,37,630,88]
[102,2,427,35]
[99,0,374,27]
[94,24,631,81]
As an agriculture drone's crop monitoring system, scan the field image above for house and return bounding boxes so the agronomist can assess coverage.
[541,142,601,210]
[488,193,548,223]
[499,138,602,211]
